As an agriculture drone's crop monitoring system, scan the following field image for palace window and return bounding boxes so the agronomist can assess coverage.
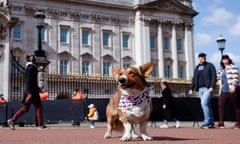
[13,24,21,39]
[150,35,156,49]
[103,32,110,47]
[102,17,110,23]
[177,38,182,52]
[123,63,130,69]
[82,30,90,45]
[60,59,68,74]
[103,62,111,76]
[60,28,68,43]
[59,12,68,17]
[82,61,90,74]
[81,15,89,20]
[121,20,129,25]
[163,37,169,50]
[164,65,172,78]
[12,7,22,13]
[178,66,185,79]
[122,34,129,49]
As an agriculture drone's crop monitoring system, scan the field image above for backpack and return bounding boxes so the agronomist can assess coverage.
[93,111,99,120]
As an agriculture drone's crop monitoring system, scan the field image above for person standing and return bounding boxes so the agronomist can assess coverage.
[217,55,240,129]
[159,81,180,128]
[189,53,217,129]
[72,88,84,100]
[7,55,48,130]
[87,104,98,128]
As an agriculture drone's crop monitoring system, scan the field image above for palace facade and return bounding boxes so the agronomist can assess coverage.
[0,0,197,98]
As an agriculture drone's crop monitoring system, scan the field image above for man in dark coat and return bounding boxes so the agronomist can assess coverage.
[8,55,47,130]
[189,53,217,129]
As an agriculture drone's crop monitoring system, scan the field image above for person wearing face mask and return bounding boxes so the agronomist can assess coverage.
[189,53,217,129]
[217,55,240,129]
[7,55,48,130]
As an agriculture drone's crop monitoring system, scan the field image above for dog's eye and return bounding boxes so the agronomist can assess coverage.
[128,71,136,75]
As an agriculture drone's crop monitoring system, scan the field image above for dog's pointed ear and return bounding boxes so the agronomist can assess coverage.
[139,62,154,78]
[112,68,121,81]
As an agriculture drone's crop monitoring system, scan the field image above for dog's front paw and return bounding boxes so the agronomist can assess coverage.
[104,133,112,139]
[141,134,152,141]
[120,135,132,142]
[131,132,140,140]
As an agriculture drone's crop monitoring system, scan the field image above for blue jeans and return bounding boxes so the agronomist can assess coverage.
[199,87,214,124]
[89,120,95,126]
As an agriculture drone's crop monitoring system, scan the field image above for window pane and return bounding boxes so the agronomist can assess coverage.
[123,63,130,69]
[102,18,109,22]
[82,61,89,74]
[82,31,89,45]
[60,28,67,43]
[178,66,184,78]
[164,65,171,78]
[60,60,67,74]
[123,34,129,48]
[82,15,89,20]
[103,33,109,47]
[13,24,21,39]
[177,39,182,51]
[121,20,129,25]
[103,62,110,75]
[60,12,68,17]
[150,35,155,49]
[163,37,169,50]
[13,7,22,12]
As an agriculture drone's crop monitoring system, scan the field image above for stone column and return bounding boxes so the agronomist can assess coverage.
[143,19,151,64]
[134,10,145,66]
[171,24,178,78]
[0,18,11,100]
[184,24,194,79]
[0,42,10,100]
[157,22,164,78]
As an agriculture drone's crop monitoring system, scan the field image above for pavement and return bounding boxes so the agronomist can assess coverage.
[0,121,239,144]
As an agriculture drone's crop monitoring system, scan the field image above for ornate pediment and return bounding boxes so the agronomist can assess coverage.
[144,0,197,16]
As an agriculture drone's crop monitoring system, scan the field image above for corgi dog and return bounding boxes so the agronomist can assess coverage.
[104,62,154,141]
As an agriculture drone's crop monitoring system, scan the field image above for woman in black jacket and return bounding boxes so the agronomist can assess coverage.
[160,81,180,128]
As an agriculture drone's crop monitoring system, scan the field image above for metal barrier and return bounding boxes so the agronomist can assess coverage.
[10,72,195,102]
[1,97,236,126]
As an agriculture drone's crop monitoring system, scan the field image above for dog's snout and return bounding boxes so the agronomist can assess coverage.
[118,76,127,84]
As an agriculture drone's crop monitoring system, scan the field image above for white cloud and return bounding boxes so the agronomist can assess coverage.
[228,16,240,36]
[195,33,213,46]
[192,2,197,10]
[209,52,221,66]
[201,8,234,26]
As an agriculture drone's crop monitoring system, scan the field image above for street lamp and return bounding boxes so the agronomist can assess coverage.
[216,34,226,57]
[34,10,45,57]
[34,10,49,92]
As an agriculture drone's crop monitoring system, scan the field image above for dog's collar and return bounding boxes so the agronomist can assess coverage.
[118,86,153,110]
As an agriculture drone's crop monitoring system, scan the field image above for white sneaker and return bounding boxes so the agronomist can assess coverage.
[38,125,48,130]
[176,121,180,128]
[7,119,15,130]
[90,125,95,128]
[160,124,168,128]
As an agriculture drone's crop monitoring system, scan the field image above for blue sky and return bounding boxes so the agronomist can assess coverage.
[193,0,240,68]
